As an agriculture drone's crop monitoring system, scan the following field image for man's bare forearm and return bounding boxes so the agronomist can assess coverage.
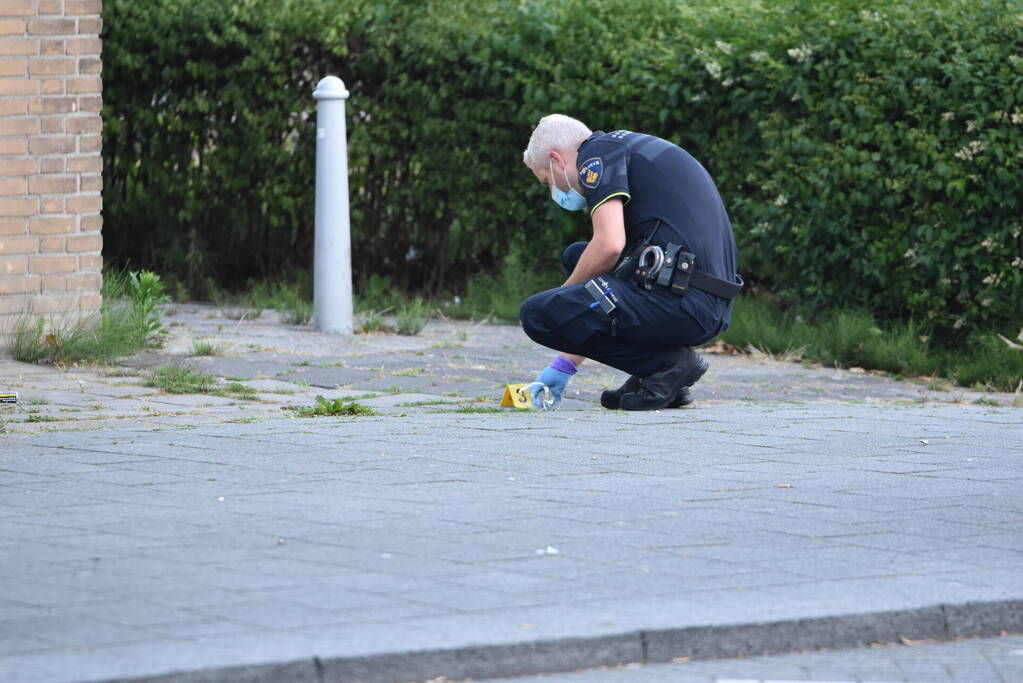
[563,240,621,286]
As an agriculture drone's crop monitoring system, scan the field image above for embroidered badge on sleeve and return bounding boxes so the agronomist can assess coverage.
[579,157,603,189]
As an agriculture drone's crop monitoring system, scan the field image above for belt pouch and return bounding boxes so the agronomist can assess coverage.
[670,250,696,296]
[656,243,681,289]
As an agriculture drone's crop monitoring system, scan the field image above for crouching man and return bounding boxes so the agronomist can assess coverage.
[519,114,742,410]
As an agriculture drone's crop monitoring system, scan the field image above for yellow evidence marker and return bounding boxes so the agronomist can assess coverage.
[500,384,533,409]
[0,392,18,404]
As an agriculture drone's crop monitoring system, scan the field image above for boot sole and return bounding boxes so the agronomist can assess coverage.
[601,387,692,410]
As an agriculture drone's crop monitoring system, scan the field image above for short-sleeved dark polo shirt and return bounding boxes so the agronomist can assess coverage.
[576,130,739,328]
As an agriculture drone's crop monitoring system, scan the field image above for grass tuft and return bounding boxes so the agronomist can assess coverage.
[218,382,258,400]
[143,364,216,394]
[356,309,391,334]
[449,405,505,413]
[242,279,311,326]
[221,308,263,321]
[191,339,223,356]
[720,296,1023,392]
[9,268,171,365]
[395,298,430,335]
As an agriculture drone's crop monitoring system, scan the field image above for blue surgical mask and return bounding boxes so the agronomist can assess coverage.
[549,161,587,212]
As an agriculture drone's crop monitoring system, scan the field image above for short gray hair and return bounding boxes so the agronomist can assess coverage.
[522,114,592,169]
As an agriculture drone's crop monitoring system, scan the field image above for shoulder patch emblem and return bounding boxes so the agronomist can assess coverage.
[579,157,603,189]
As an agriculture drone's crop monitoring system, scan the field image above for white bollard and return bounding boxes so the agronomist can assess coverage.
[312,75,353,335]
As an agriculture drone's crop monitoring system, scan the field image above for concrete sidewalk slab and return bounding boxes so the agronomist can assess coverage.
[2,310,1022,682]
[2,402,1022,683]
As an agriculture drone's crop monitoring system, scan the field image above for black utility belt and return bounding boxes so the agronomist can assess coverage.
[632,243,743,300]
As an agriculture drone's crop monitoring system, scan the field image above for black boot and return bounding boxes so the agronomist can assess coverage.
[600,375,692,410]
[619,348,708,411]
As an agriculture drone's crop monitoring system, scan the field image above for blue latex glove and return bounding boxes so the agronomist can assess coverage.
[531,366,572,409]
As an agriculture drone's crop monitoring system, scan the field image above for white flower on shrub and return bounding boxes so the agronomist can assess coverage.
[750,51,769,62]
[1012,257,1023,268]
[704,60,723,80]
[787,44,816,62]
[981,298,994,308]
[941,112,955,121]
[954,317,966,329]
[954,140,987,161]
[715,40,733,54]
[859,9,883,21]
[904,248,917,261]
[750,222,770,236]
[722,78,734,87]
[966,119,978,132]
[982,273,999,285]
[774,194,788,207]
[1011,109,1023,124]
[981,236,996,251]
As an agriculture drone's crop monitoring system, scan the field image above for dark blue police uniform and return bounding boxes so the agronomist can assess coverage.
[519,130,740,378]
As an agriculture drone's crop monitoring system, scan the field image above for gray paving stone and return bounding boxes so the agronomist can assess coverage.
[3,319,1023,682]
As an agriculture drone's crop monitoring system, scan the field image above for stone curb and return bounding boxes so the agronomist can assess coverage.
[107,598,1023,683]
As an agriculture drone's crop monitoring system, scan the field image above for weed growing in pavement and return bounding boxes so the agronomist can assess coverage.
[142,364,259,399]
[448,405,505,414]
[143,364,216,394]
[394,367,424,377]
[25,414,61,423]
[356,308,391,333]
[9,269,172,365]
[100,366,140,377]
[127,270,171,344]
[280,301,311,325]
[395,298,430,335]
[219,382,259,400]
[293,396,376,417]
[221,308,262,321]
[337,393,380,401]
[191,339,223,356]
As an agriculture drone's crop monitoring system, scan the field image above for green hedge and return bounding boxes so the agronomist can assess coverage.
[102,0,1023,340]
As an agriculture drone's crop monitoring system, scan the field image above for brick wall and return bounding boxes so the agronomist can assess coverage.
[0,0,103,339]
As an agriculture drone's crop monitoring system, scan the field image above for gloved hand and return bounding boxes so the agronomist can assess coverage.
[530,357,576,409]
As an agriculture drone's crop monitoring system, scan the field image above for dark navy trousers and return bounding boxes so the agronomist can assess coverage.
[519,242,720,378]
